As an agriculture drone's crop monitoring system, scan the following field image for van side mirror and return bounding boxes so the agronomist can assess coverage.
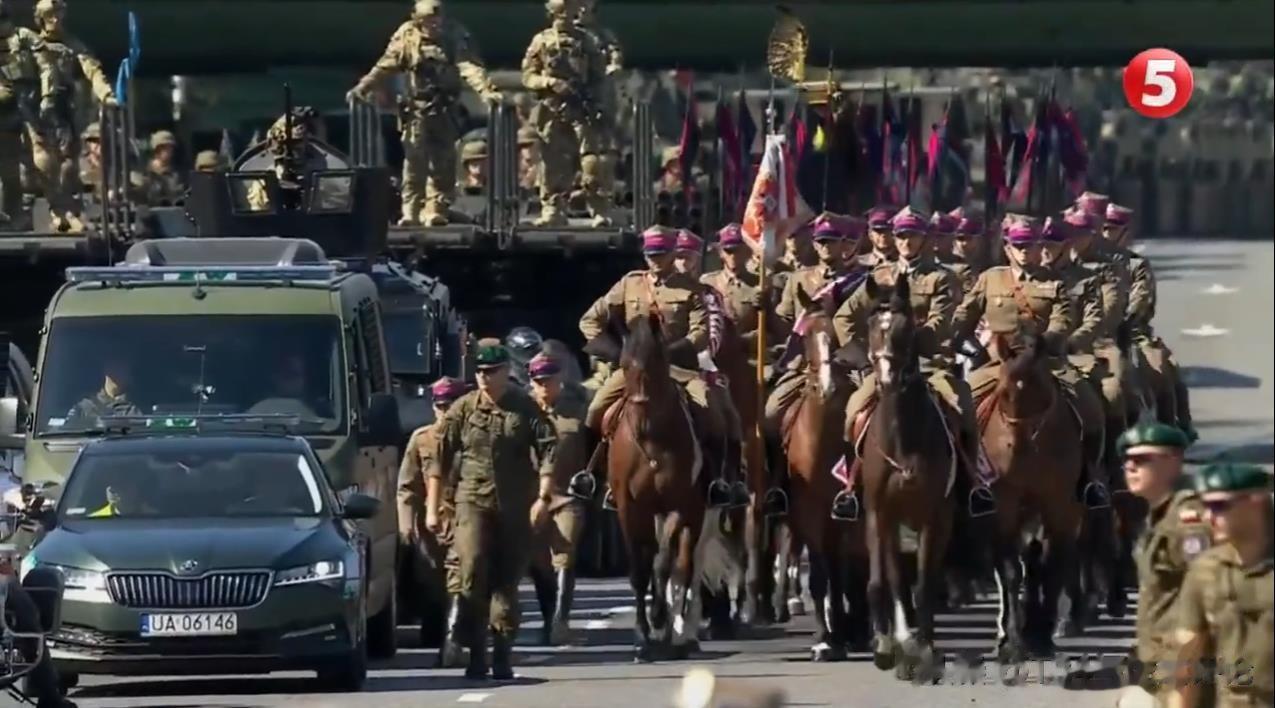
[340,493,380,520]
[0,396,19,441]
[363,393,401,448]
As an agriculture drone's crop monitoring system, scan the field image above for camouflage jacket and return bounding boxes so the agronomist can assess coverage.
[0,26,53,113]
[579,269,709,353]
[434,388,557,512]
[952,266,1073,356]
[521,23,605,113]
[834,257,960,359]
[37,31,113,106]
[64,389,140,429]
[143,165,186,206]
[356,19,497,107]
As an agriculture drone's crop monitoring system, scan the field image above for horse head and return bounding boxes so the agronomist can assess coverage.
[794,285,846,401]
[865,276,918,389]
[992,330,1053,411]
[620,312,675,403]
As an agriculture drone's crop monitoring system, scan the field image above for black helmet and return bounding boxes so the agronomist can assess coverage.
[505,327,544,363]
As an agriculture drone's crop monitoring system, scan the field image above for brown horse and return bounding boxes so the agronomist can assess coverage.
[856,276,953,681]
[978,332,1085,662]
[609,313,707,661]
[778,286,868,660]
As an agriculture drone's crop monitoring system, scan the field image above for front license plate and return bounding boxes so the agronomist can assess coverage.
[140,612,239,637]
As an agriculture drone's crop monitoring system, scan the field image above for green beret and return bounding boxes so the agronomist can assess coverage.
[475,344,510,369]
[1117,422,1190,456]
[1194,462,1272,495]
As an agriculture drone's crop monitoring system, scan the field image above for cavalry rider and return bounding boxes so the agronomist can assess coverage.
[575,226,738,509]
[835,206,992,518]
[857,205,899,269]
[1066,200,1135,428]
[1102,202,1197,442]
[674,228,751,507]
[944,206,987,296]
[1038,215,1116,507]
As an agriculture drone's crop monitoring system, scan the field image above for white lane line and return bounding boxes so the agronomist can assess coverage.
[1202,284,1238,295]
[606,605,636,615]
[584,618,611,630]
[457,693,492,703]
[1182,324,1230,337]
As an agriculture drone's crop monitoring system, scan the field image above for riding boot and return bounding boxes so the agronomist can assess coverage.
[465,623,489,680]
[550,568,575,645]
[725,437,751,508]
[960,427,996,518]
[490,631,515,680]
[530,566,558,646]
[437,594,467,668]
[761,425,789,516]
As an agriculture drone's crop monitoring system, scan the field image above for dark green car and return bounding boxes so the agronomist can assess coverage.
[23,432,382,691]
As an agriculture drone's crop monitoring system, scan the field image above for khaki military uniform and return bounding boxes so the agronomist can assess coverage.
[0,24,51,228]
[835,258,975,442]
[857,250,895,271]
[521,20,607,225]
[142,164,185,206]
[398,422,460,595]
[701,266,782,367]
[1176,543,1274,707]
[28,29,114,230]
[580,270,730,438]
[433,388,557,640]
[939,254,981,297]
[532,386,589,572]
[1050,258,1112,445]
[1076,245,1135,420]
[64,389,140,428]
[1131,490,1212,698]
[353,19,497,225]
[1117,243,1193,431]
[765,262,849,422]
[952,266,1075,400]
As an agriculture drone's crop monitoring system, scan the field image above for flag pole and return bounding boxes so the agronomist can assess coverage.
[754,90,778,484]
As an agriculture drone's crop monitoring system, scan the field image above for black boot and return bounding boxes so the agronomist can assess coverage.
[437,595,466,668]
[550,568,575,645]
[490,633,515,680]
[831,488,860,521]
[762,425,789,516]
[707,478,732,508]
[727,440,751,508]
[961,431,997,517]
[1082,462,1111,509]
[531,567,557,646]
[465,624,489,680]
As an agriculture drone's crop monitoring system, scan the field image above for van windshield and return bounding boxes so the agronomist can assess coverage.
[35,315,346,436]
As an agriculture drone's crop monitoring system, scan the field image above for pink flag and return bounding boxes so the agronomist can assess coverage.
[741,133,809,264]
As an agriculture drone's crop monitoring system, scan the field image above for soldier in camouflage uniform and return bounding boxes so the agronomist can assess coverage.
[837,206,993,517]
[348,0,500,227]
[517,123,539,194]
[1172,463,1273,708]
[527,353,589,645]
[142,130,185,206]
[399,376,468,667]
[64,350,140,431]
[430,342,558,680]
[243,108,332,211]
[0,0,52,230]
[193,150,221,173]
[1108,422,1210,706]
[575,0,621,218]
[459,138,487,194]
[28,0,116,234]
[1104,202,1197,441]
[521,0,608,227]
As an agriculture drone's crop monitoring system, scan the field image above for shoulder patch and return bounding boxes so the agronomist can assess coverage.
[1181,533,1209,559]
[1179,507,1203,524]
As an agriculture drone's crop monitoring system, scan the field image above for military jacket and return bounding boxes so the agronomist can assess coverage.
[857,250,895,270]
[579,270,709,352]
[1051,259,1106,356]
[1178,543,1275,707]
[938,254,980,298]
[143,166,185,206]
[37,32,113,104]
[775,262,849,325]
[0,26,52,112]
[1134,490,1212,673]
[357,20,496,108]
[397,422,446,541]
[1113,244,1158,338]
[521,24,605,113]
[434,388,557,512]
[1076,246,1131,347]
[576,19,622,75]
[64,389,140,428]
[833,257,959,358]
[537,386,589,494]
[952,266,1073,351]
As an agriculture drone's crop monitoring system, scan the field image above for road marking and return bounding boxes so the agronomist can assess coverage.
[606,605,635,616]
[584,619,611,630]
[1182,324,1229,338]
[1201,283,1238,295]
[457,693,492,703]
[1132,243,1148,254]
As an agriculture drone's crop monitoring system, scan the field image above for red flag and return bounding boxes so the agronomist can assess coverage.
[716,101,742,211]
[741,133,808,264]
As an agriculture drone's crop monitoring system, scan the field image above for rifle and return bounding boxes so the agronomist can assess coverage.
[278,83,303,210]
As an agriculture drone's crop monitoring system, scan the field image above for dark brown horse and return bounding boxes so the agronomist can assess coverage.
[609,313,707,661]
[978,332,1085,662]
[856,276,953,681]
[778,286,868,661]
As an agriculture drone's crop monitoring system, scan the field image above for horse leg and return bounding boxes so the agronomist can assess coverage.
[865,509,898,671]
[992,528,1026,669]
[670,516,703,657]
[806,550,836,662]
[1043,526,1080,659]
[788,536,807,617]
[845,544,873,652]
[627,535,658,663]
[650,513,674,637]
[908,512,950,684]
[823,545,850,662]
[741,501,768,626]
[772,521,793,623]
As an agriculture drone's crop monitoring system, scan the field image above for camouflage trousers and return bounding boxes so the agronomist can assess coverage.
[0,123,24,225]
[454,502,532,638]
[586,366,732,443]
[967,358,1107,454]
[847,368,978,456]
[27,123,82,224]
[532,102,607,222]
[532,501,584,572]
[400,110,459,224]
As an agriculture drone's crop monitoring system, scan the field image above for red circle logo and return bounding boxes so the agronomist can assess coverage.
[1123,48,1194,118]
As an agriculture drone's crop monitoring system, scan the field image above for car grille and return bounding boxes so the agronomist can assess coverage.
[106,572,272,609]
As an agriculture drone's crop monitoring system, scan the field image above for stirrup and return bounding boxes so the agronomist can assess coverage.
[968,487,997,518]
[602,487,617,511]
[729,482,751,508]
[830,489,860,521]
[762,488,789,517]
[1083,482,1111,510]
[568,470,597,501]
[707,479,732,508]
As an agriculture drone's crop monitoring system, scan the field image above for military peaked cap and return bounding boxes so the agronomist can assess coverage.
[1118,422,1191,456]
[1194,462,1272,495]
[475,342,511,369]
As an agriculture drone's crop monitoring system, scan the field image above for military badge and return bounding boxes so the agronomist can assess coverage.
[1182,534,1207,558]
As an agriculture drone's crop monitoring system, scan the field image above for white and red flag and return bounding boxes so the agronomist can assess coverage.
[741,133,810,265]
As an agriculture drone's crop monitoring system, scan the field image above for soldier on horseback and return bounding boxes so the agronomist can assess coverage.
[574,226,741,509]
[1101,201,1196,441]
[944,206,989,296]
[835,206,993,519]
[857,206,900,269]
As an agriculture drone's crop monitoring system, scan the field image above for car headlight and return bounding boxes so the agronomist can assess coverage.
[50,564,107,591]
[274,559,345,587]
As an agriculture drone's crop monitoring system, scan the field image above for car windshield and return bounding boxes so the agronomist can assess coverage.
[382,309,435,377]
[35,315,346,436]
[59,449,327,520]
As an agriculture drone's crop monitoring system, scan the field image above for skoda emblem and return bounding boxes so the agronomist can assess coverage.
[179,559,199,575]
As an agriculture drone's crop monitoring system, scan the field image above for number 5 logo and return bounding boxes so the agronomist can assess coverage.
[1124,48,1194,119]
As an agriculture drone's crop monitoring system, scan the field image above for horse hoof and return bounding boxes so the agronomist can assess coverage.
[1031,636,1058,660]
[634,644,655,663]
[775,607,791,624]
[996,639,1025,667]
[811,642,836,663]
[787,598,806,616]
[1055,617,1083,639]
[1107,594,1128,619]
[708,622,736,641]
[669,641,695,660]
[872,636,898,671]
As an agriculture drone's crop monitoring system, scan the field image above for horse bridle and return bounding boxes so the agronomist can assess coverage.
[996,375,1059,444]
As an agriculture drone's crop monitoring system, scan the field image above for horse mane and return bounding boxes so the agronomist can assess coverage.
[621,313,669,375]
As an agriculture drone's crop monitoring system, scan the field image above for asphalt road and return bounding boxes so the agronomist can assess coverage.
[43,238,1275,708]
